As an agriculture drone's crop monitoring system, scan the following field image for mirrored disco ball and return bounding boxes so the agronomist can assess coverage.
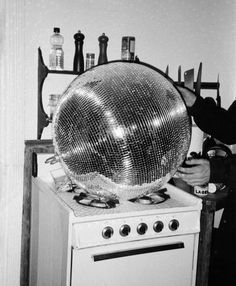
[53,61,191,200]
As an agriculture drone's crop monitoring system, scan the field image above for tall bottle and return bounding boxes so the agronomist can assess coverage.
[73,30,85,73]
[98,33,109,65]
[49,27,64,70]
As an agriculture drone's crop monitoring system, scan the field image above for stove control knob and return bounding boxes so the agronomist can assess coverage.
[153,221,164,233]
[137,223,148,235]
[102,226,114,239]
[119,224,131,237]
[169,219,179,231]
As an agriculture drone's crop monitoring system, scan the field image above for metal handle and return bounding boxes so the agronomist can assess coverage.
[93,242,184,262]
[45,155,59,165]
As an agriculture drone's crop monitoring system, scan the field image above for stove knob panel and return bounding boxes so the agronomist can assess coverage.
[137,223,148,235]
[102,226,114,239]
[169,219,179,231]
[153,221,164,233]
[119,224,131,237]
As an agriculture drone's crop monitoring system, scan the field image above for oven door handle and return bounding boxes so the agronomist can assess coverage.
[93,242,184,262]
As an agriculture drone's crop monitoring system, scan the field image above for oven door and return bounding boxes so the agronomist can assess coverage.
[71,234,197,286]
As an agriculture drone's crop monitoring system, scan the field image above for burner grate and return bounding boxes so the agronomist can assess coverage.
[73,192,119,209]
[129,188,170,205]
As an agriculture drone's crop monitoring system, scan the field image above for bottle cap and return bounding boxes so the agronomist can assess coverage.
[54,27,60,33]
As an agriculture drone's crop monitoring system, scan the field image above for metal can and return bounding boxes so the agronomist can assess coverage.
[86,53,95,70]
[121,36,135,61]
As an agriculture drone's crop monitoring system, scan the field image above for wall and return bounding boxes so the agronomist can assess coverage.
[0,1,25,285]
[0,0,236,285]
[24,0,236,139]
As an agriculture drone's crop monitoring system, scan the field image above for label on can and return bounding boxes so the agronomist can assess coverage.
[121,36,135,61]
[194,184,208,197]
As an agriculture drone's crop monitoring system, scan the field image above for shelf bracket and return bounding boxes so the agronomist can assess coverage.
[37,47,50,139]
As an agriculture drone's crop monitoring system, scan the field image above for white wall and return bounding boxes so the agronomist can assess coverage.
[0,1,25,286]
[1,0,236,285]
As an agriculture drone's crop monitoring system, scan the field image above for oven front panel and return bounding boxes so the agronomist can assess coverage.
[71,234,197,286]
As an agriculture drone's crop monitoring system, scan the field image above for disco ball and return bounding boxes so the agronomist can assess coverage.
[53,61,191,200]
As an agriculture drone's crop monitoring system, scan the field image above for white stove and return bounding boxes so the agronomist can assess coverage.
[30,173,201,286]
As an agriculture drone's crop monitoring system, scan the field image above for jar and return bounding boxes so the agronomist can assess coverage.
[86,53,95,70]
[48,94,60,120]
[121,36,135,61]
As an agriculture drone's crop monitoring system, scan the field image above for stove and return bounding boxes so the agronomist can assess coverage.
[30,173,201,286]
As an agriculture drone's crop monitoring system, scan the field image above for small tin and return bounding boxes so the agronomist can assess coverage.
[86,53,95,70]
[194,184,208,197]
[121,36,135,61]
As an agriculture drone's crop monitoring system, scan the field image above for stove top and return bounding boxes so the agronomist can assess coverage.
[34,177,202,219]
[72,187,170,209]
[33,176,202,248]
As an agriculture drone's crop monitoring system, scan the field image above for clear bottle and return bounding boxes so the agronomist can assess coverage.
[49,27,64,70]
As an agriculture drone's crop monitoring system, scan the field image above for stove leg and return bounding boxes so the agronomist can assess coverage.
[196,209,214,286]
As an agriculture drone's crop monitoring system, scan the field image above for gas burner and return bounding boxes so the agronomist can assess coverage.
[73,192,119,209]
[129,188,170,205]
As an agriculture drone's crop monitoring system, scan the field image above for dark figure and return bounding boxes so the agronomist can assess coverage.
[176,86,236,285]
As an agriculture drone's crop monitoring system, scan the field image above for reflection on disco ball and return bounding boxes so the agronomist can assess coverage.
[53,61,191,200]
